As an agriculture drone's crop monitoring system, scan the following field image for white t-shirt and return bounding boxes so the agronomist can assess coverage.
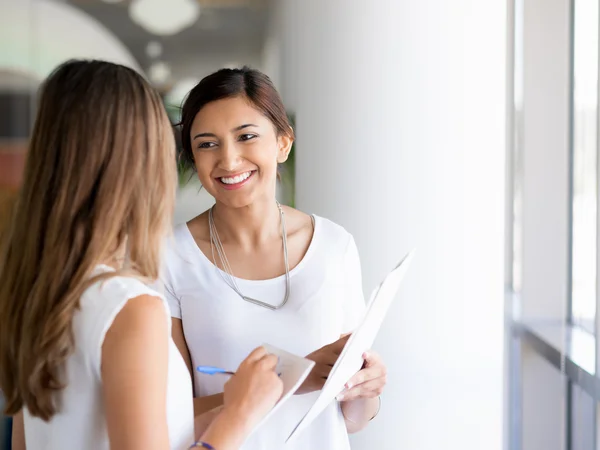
[162,215,366,450]
[23,266,195,450]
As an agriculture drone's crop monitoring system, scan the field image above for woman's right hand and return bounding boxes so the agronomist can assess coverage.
[296,334,351,395]
[221,347,284,431]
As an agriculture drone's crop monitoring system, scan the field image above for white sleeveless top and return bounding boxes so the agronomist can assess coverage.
[23,266,195,450]
[162,216,366,450]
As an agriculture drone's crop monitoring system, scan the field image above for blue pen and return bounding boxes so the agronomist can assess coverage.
[196,365,236,376]
[196,365,282,377]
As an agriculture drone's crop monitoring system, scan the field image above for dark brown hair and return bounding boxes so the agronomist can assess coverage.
[0,59,176,420]
[179,66,294,170]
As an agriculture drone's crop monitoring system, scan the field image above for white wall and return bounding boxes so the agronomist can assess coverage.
[276,0,506,449]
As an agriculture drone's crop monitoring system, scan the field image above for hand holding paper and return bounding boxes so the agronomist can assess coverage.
[295,334,351,395]
[287,249,415,442]
[196,344,315,437]
[221,347,284,431]
[250,344,315,432]
[337,350,387,402]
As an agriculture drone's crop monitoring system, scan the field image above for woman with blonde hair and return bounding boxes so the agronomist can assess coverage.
[0,59,282,450]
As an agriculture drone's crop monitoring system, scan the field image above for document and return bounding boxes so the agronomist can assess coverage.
[286,250,415,442]
[252,343,315,431]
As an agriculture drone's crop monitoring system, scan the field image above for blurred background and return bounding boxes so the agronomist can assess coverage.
[2,0,599,449]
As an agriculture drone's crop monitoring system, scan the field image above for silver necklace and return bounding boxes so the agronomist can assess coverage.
[208,201,291,310]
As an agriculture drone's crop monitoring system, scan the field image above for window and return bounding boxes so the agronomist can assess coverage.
[571,0,599,334]
[511,0,524,296]
[510,0,600,449]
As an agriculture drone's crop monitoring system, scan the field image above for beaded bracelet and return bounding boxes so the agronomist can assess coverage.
[189,441,215,449]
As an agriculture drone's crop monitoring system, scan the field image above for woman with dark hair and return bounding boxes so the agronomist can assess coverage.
[163,67,388,449]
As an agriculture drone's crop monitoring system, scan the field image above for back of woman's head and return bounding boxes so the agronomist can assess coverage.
[179,66,294,171]
[0,59,176,420]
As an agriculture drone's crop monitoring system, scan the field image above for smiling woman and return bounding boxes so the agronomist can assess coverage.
[179,68,294,206]
[162,67,388,450]
[184,94,292,208]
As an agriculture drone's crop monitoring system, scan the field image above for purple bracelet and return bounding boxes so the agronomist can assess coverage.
[189,441,215,449]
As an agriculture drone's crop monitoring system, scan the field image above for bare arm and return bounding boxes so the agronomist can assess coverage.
[341,398,380,433]
[339,351,385,433]
[102,295,172,450]
[11,411,25,450]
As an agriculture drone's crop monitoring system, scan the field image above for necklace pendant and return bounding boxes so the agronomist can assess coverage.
[241,295,278,311]
[208,201,291,311]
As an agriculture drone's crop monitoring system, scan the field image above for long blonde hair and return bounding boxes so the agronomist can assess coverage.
[0,60,176,420]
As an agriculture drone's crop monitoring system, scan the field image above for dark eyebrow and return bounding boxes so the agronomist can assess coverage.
[192,132,216,140]
[233,124,258,132]
[192,124,258,141]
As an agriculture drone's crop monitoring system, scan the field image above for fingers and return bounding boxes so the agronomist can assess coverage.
[300,363,331,394]
[345,365,386,390]
[244,346,268,363]
[241,347,279,375]
[314,362,333,379]
[346,367,387,389]
[338,350,387,401]
[257,353,279,371]
[362,351,382,368]
[337,378,385,401]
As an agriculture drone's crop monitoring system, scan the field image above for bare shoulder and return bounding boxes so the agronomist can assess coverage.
[280,206,314,237]
[103,294,168,344]
[281,205,313,227]
[284,209,353,250]
[186,210,210,242]
[101,295,169,384]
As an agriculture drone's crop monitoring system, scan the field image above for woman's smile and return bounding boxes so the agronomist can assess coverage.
[216,170,257,190]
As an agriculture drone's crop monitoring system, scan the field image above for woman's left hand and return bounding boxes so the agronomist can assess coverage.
[337,350,387,401]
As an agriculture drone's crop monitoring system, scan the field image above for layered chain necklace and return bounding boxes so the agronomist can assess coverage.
[208,201,291,310]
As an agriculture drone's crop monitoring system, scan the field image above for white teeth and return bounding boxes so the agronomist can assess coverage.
[220,171,252,185]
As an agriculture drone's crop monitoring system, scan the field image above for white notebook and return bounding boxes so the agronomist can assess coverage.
[286,249,415,442]
[250,344,315,432]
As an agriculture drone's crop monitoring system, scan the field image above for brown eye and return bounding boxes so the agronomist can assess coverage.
[239,134,257,142]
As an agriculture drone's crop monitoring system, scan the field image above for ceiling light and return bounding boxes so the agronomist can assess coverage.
[146,41,163,58]
[148,61,171,85]
[129,0,201,36]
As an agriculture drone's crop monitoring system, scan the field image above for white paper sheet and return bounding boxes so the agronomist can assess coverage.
[251,343,315,432]
[286,250,415,442]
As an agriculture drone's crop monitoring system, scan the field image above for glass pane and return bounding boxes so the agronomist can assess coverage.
[512,0,524,295]
[596,402,600,449]
[571,384,595,450]
[571,0,599,333]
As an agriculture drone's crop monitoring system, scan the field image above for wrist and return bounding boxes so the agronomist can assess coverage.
[219,406,254,435]
[198,407,253,450]
[341,396,381,424]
